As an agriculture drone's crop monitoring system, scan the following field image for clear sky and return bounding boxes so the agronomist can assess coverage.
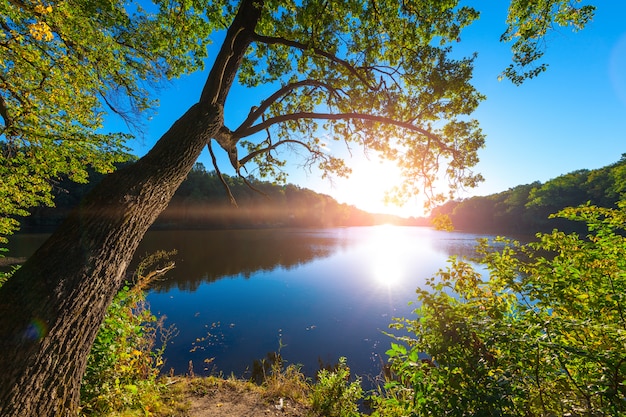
[126,2,626,218]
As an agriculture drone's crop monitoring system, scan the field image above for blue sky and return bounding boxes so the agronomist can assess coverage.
[127,2,626,217]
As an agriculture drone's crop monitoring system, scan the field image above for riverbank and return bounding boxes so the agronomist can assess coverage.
[169,376,311,417]
[112,357,364,417]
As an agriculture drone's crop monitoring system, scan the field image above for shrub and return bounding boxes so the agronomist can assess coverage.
[261,354,311,403]
[310,357,364,417]
[80,251,176,416]
[377,203,626,416]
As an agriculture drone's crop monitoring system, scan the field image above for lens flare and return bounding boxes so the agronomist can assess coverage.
[24,318,48,341]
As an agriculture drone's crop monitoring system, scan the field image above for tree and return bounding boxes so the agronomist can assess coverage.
[381,203,626,416]
[0,0,595,415]
[0,0,213,243]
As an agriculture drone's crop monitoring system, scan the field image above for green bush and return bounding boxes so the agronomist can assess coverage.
[80,251,176,416]
[310,357,364,417]
[377,203,626,416]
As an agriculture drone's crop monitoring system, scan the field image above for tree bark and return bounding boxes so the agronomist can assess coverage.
[0,102,221,416]
[0,1,262,415]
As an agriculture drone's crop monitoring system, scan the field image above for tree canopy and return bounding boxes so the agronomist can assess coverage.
[0,0,595,243]
[0,0,213,241]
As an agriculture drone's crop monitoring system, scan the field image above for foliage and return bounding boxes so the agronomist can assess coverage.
[220,0,593,210]
[80,252,176,416]
[0,262,14,288]
[265,362,311,404]
[380,203,626,416]
[433,154,626,234]
[250,350,311,403]
[250,350,364,416]
[20,162,421,231]
[0,0,213,242]
[0,252,11,286]
[310,357,364,417]
[501,0,595,84]
[0,1,598,414]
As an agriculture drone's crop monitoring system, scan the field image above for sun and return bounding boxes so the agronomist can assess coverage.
[349,158,400,209]
[291,144,431,217]
[328,155,423,216]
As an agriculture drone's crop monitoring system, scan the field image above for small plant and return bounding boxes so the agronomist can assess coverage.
[310,357,364,417]
[0,247,16,287]
[0,267,11,287]
[252,340,311,403]
[79,251,176,416]
[263,358,310,403]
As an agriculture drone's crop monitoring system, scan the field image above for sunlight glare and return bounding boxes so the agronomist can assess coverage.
[348,159,402,213]
[367,225,412,287]
[297,146,433,217]
[328,155,425,217]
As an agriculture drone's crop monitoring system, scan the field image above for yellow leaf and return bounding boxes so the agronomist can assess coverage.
[29,22,53,41]
[34,4,52,14]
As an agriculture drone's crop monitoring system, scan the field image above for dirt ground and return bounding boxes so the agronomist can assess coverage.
[176,378,311,417]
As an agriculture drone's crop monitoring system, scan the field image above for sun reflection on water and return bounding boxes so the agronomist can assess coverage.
[366,224,413,288]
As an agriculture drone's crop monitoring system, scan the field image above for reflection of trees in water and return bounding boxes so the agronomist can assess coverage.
[429,233,491,259]
[134,229,340,292]
[430,232,532,260]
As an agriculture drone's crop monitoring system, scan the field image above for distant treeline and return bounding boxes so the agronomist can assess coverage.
[431,155,626,235]
[19,162,425,232]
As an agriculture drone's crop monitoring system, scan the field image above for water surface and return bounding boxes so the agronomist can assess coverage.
[139,226,487,381]
[6,226,490,382]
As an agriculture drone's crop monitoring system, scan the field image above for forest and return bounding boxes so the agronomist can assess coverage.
[431,154,626,235]
[18,161,424,232]
[20,154,626,236]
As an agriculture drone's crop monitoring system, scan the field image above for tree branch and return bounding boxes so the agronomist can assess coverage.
[207,140,237,207]
[140,262,175,283]
[238,173,270,199]
[233,79,344,136]
[238,111,458,156]
[238,138,317,166]
[200,0,263,106]
[0,74,27,108]
[252,33,376,90]
[0,94,10,129]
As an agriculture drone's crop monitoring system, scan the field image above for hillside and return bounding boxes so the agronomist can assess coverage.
[431,154,626,234]
[18,162,427,233]
[18,155,626,236]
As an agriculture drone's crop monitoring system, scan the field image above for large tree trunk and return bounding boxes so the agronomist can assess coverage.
[0,102,221,416]
[0,1,262,415]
